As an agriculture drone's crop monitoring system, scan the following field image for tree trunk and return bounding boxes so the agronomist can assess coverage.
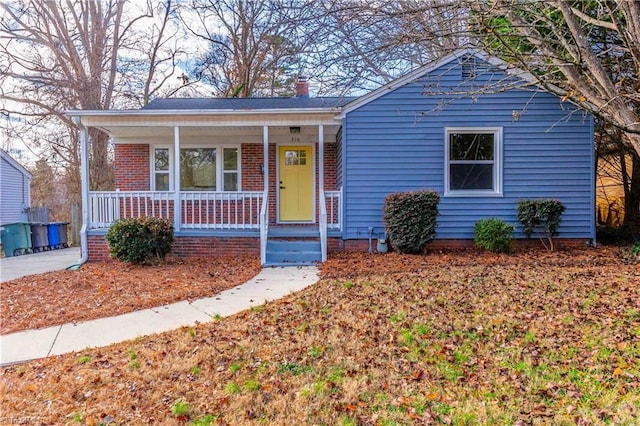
[89,128,113,191]
[625,151,640,232]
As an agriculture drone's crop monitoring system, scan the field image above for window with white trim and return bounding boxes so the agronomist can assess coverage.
[445,127,502,196]
[154,148,170,191]
[152,146,241,191]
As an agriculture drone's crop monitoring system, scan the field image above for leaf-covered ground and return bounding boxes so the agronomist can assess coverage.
[0,256,261,335]
[1,247,639,425]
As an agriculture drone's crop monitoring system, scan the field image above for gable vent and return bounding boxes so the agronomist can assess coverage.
[461,55,478,80]
[461,55,496,81]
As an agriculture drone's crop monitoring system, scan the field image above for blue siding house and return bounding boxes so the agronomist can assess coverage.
[0,149,32,226]
[69,49,594,264]
[339,50,594,243]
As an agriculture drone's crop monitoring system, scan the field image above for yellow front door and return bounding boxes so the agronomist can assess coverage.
[279,146,313,221]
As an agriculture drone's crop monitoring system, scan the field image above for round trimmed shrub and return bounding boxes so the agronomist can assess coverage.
[105,217,174,264]
[474,218,515,253]
[383,190,439,254]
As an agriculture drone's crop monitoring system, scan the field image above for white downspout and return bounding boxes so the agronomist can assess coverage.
[73,116,90,265]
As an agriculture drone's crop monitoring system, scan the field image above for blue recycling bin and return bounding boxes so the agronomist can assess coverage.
[47,222,61,249]
[30,223,49,252]
[1,223,32,257]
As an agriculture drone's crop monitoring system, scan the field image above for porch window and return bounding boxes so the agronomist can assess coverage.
[181,148,216,190]
[154,148,170,191]
[445,127,502,196]
[223,147,239,191]
[152,146,240,191]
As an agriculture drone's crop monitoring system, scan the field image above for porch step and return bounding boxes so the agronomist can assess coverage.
[268,226,319,238]
[265,239,322,266]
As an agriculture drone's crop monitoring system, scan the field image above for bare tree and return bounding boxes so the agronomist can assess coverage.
[307,0,469,94]
[470,0,640,158]
[0,0,190,200]
[0,0,134,193]
[184,0,318,97]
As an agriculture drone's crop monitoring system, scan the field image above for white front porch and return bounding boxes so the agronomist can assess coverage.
[87,189,342,232]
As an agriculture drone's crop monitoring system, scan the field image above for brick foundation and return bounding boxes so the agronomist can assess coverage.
[87,235,590,262]
[87,234,259,262]
[343,238,591,252]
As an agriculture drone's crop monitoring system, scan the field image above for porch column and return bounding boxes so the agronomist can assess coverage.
[74,117,90,262]
[318,125,324,194]
[263,126,269,191]
[173,126,181,231]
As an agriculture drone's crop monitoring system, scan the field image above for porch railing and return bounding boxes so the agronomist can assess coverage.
[89,191,174,229]
[89,191,263,230]
[325,187,342,230]
[319,190,328,262]
[259,192,268,265]
[181,191,264,229]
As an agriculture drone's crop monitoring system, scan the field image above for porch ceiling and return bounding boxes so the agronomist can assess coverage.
[100,124,341,141]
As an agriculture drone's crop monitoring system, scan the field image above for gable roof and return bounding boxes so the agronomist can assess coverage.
[144,97,357,111]
[340,48,541,117]
[0,149,32,179]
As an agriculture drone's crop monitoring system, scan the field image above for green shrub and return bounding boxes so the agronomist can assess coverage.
[105,217,174,264]
[474,218,515,253]
[516,199,566,251]
[383,190,439,254]
[630,242,640,259]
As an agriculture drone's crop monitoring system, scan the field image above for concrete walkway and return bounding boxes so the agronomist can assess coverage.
[0,247,81,282]
[0,266,319,366]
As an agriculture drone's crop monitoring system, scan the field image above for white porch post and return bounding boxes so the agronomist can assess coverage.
[318,124,327,261]
[75,117,90,263]
[263,125,269,191]
[318,125,324,194]
[173,126,181,231]
[260,125,269,265]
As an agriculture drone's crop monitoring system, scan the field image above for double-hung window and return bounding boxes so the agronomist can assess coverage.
[152,146,240,191]
[154,148,171,191]
[445,127,502,196]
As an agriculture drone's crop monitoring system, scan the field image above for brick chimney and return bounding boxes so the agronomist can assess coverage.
[295,76,309,98]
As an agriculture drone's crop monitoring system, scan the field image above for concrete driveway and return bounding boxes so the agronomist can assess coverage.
[0,247,81,282]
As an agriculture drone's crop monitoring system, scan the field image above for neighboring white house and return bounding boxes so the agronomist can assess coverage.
[0,149,32,225]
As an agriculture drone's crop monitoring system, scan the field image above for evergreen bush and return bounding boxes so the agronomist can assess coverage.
[474,218,515,253]
[383,190,439,254]
[516,199,566,251]
[105,217,174,264]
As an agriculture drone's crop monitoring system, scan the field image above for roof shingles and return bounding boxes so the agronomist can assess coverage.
[142,97,357,111]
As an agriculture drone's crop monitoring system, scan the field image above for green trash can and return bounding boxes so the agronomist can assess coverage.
[0,223,32,257]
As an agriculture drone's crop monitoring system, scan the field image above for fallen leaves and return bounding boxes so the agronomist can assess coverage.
[0,256,261,335]
[1,246,639,424]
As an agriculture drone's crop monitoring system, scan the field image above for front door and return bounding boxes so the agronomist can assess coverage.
[279,145,313,222]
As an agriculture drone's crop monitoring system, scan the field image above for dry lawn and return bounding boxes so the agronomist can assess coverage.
[1,246,639,425]
[0,256,262,335]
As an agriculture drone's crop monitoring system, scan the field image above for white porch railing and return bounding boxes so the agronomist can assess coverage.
[88,191,264,230]
[89,191,174,229]
[319,190,328,262]
[181,191,264,229]
[325,187,342,230]
[259,192,268,265]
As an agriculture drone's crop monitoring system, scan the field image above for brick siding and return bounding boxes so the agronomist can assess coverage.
[114,144,150,191]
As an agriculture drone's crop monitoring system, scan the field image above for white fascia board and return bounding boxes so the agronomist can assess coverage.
[66,107,343,117]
